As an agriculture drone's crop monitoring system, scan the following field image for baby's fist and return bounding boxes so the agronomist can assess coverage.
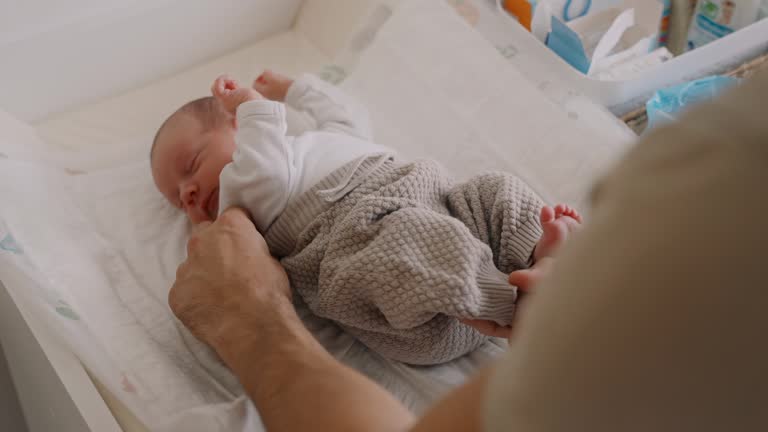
[252,70,294,102]
[211,75,262,115]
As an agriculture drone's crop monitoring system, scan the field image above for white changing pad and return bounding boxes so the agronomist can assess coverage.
[1,1,634,431]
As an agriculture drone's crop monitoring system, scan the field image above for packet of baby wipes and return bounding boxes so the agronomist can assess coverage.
[591,46,674,80]
[546,0,665,74]
[503,0,622,41]
[686,0,763,51]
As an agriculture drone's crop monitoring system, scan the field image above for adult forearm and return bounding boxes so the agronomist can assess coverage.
[215,292,414,432]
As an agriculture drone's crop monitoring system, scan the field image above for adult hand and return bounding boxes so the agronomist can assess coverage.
[460,318,513,339]
[462,257,555,339]
[169,207,290,352]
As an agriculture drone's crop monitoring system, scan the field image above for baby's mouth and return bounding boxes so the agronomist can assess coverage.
[205,188,219,219]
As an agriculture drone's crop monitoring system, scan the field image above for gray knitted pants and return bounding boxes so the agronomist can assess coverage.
[268,159,544,365]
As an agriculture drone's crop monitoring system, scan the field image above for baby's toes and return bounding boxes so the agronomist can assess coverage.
[563,206,582,223]
[554,204,568,218]
[540,206,555,225]
[569,209,583,223]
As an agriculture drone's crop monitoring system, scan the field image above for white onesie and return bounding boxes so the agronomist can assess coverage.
[217,74,394,232]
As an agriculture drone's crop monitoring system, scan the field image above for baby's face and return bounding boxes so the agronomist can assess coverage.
[151,114,236,224]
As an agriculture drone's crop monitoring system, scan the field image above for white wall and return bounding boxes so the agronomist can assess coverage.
[0,0,141,46]
[0,0,303,122]
[295,0,402,58]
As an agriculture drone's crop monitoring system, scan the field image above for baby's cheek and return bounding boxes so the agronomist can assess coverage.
[188,210,205,225]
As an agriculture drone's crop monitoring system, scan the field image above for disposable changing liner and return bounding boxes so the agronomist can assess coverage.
[0,0,634,430]
[0,138,505,432]
[0,4,495,431]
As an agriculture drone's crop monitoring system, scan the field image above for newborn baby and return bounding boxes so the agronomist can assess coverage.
[152,71,580,365]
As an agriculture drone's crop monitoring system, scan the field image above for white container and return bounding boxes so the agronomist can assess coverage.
[485,0,768,114]
[686,0,763,51]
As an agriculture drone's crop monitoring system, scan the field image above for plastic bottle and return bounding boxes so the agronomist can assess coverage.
[504,0,538,31]
[758,0,768,18]
[668,0,699,54]
[658,0,673,47]
[686,0,762,51]
[504,0,619,39]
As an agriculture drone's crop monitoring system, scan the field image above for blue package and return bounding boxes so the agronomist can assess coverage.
[547,16,592,73]
[645,75,740,129]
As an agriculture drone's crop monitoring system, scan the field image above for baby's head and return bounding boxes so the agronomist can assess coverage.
[151,97,235,224]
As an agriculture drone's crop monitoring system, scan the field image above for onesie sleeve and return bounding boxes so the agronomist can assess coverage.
[218,99,293,233]
[284,74,373,140]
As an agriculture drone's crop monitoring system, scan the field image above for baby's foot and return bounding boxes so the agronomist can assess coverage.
[533,205,582,261]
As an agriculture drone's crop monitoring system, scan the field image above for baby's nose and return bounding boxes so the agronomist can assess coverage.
[181,186,198,208]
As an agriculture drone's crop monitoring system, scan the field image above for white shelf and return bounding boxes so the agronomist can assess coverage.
[461,0,768,115]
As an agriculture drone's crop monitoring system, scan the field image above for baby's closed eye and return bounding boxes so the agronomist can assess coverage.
[188,153,200,173]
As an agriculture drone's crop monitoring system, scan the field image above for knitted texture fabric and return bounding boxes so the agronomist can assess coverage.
[265,159,544,365]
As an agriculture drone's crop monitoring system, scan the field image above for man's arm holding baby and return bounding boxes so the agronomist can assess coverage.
[254,70,373,140]
[212,75,293,232]
[170,208,423,432]
[172,208,511,432]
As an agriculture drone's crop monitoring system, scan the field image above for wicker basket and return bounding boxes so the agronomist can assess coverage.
[622,52,768,134]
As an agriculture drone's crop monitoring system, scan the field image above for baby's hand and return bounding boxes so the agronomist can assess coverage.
[252,70,294,102]
[211,75,263,115]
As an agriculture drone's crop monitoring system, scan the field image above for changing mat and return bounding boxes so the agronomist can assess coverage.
[0,1,633,431]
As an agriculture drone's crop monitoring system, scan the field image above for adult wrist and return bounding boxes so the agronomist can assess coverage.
[212,290,301,368]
